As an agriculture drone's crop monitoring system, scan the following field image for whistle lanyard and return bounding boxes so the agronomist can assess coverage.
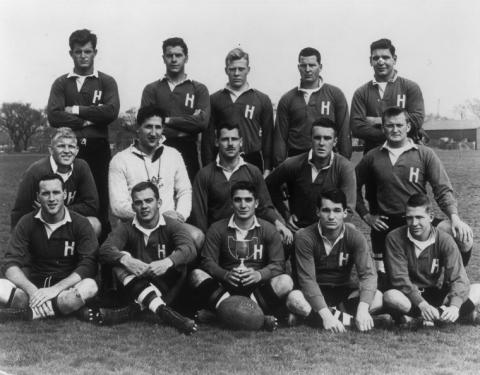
[142,154,163,188]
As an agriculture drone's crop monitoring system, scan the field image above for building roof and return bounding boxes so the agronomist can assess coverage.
[424,119,480,130]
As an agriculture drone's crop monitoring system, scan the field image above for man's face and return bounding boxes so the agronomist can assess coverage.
[311,126,337,159]
[225,58,250,90]
[163,46,188,76]
[298,55,321,84]
[317,198,347,232]
[232,189,258,221]
[49,137,78,168]
[132,188,161,225]
[37,179,66,218]
[383,113,410,146]
[216,128,242,159]
[405,205,433,241]
[138,116,164,152]
[69,42,97,72]
[370,48,396,80]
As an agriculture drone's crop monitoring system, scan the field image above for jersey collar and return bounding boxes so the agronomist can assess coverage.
[35,206,72,226]
[372,70,398,85]
[228,215,261,231]
[67,70,99,79]
[49,155,73,181]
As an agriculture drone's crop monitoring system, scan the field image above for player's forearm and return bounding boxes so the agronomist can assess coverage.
[52,272,82,293]
[166,112,209,134]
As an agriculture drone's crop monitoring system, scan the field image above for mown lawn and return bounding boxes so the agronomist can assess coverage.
[0,151,479,375]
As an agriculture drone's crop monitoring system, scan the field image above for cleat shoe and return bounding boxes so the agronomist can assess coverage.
[0,307,32,322]
[77,305,139,326]
[194,309,217,324]
[398,315,429,330]
[372,313,395,329]
[263,315,278,332]
[157,305,197,335]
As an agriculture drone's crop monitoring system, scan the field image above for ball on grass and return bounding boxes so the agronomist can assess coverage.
[217,295,264,331]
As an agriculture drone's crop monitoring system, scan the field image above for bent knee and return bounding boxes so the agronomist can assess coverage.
[189,269,211,287]
[75,278,99,300]
[270,274,294,296]
[87,217,102,238]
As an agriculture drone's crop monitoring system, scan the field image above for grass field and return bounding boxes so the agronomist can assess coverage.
[0,151,479,375]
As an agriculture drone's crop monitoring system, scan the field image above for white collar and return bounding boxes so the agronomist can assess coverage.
[372,70,398,85]
[215,154,246,173]
[35,207,72,226]
[67,70,99,79]
[317,223,346,245]
[163,74,190,85]
[131,137,166,157]
[228,215,260,231]
[381,138,418,152]
[132,214,165,232]
[298,76,324,92]
[49,155,73,179]
[308,150,334,170]
[225,82,251,95]
[407,227,436,251]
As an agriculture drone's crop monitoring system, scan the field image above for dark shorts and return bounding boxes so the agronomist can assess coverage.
[320,285,358,314]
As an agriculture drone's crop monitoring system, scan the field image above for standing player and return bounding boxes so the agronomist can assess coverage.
[99,181,198,334]
[286,189,385,332]
[47,29,120,239]
[356,106,473,289]
[0,174,98,321]
[272,47,351,166]
[266,118,356,232]
[351,38,425,153]
[201,48,274,176]
[191,123,291,243]
[190,181,294,329]
[141,37,210,181]
[384,193,480,326]
[11,127,100,236]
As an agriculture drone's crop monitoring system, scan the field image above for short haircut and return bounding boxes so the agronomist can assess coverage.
[370,38,396,56]
[299,47,321,64]
[230,181,258,199]
[406,193,433,213]
[50,127,78,147]
[38,173,65,192]
[131,181,160,201]
[225,48,249,67]
[316,189,347,210]
[311,118,337,136]
[162,37,188,55]
[216,123,242,139]
[136,106,167,126]
[381,106,410,125]
[69,29,97,50]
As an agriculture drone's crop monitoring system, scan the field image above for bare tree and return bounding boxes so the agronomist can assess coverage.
[0,102,46,152]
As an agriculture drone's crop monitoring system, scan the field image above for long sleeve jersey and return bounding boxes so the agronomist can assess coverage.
[201,88,274,169]
[11,157,99,228]
[108,143,191,221]
[266,152,356,228]
[191,161,278,233]
[350,75,424,152]
[295,223,377,312]
[385,226,469,308]
[200,217,284,282]
[355,144,457,218]
[47,71,120,139]
[141,78,210,140]
[99,215,196,268]
[273,83,351,165]
[3,210,98,280]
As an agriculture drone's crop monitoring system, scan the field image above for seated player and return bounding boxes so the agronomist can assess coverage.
[191,123,292,243]
[11,127,100,236]
[98,181,200,334]
[190,181,294,330]
[266,118,356,233]
[286,189,387,332]
[0,174,98,321]
[356,106,473,289]
[383,193,480,326]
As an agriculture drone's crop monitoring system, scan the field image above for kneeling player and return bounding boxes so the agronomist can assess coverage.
[287,189,388,332]
[0,174,98,321]
[99,181,200,334]
[190,181,294,330]
[383,193,480,326]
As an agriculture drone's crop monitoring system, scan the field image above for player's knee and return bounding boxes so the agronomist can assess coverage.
[383,289,409,310]
[270,274,294,297]
[87,216,102,238]
[186,224,205,250]
[189,269,211,287]
[437,219,473,252]
[0,279,29,307]
[75,278,99,300]
[370,290,384,312]
[468,283,480,305]
[286,289,311,317]
[57,279,98,315]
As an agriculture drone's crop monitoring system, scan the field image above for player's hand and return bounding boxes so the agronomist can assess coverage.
[439,305,459,323]
[450,215,473,244]
[286,214,301,232]
[148,258,174,277]
[225,269,242,287]
[31,302,54,318]
[163,210,186,223]
[65,106,74,114]
[238,268,262,286]
[275,220,293,245]
[29,287,60,308]
[121,255,149,277]
[355,302,374,332]
[319,308,346,333]
[363,213,389,231]
[418,301,440,322]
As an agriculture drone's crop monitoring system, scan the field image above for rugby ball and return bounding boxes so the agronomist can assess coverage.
[217,295,264,331]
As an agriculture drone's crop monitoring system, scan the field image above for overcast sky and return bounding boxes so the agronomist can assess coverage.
[1,0,479,118]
